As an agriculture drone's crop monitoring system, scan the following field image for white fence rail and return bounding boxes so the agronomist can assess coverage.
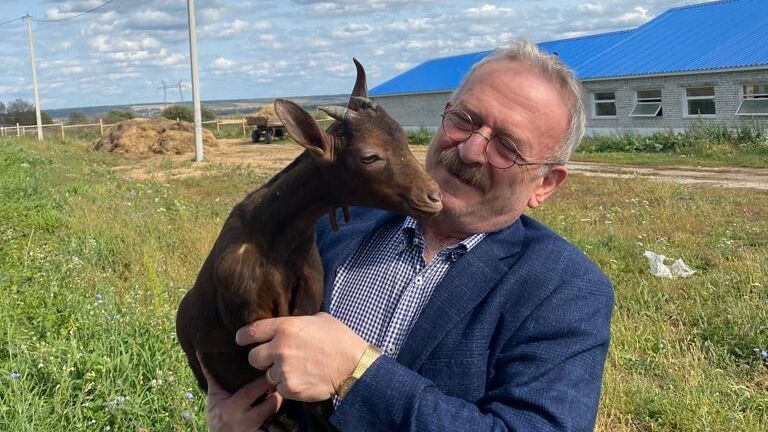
[1,116,334,140]
[0,118,254,140]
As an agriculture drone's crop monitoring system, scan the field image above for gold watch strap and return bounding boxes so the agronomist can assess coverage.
[339,344,382,399]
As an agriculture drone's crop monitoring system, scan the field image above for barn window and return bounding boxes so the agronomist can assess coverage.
[592,92,616,117]
[630,89,663,117]
[736,84,768,115]
[684,87,716,116]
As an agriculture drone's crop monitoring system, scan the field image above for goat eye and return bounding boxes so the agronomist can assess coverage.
[360,154,382,164]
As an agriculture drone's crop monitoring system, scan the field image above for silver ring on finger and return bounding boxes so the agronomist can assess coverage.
[265,368,279,387]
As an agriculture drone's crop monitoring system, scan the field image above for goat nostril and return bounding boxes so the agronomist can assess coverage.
[428,191,442,203]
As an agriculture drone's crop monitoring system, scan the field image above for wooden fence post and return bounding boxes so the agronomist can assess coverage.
[242,118,246,138]
[99,118,104,135]
[216,119,220,132]
[16,123,20,137]
[60,123,65,140]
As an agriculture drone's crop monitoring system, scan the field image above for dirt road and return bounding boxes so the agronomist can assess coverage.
[567,162,768,191]
[114,139,768,191]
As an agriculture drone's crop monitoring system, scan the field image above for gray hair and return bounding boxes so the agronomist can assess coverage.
[450,39,586,164]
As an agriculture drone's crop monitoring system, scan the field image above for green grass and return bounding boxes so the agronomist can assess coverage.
[1,137,766,431]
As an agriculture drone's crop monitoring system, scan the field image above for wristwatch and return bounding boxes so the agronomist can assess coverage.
[338,344,382,400]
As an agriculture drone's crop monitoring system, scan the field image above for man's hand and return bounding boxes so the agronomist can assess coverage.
[235,312,368,401]
[196,351,283,432]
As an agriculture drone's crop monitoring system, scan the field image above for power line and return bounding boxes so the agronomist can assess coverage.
[0,16,24,27]
[32,0,118,23]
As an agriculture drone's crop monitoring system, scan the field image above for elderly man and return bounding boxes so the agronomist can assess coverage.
[203,39,613,431]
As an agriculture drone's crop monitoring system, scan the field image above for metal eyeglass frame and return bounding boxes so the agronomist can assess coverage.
[440,109,562,169]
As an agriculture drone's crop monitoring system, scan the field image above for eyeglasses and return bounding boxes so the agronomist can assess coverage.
[440,109,560,169]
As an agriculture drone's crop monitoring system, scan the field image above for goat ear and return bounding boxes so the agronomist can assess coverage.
[347,58,368,111]
[274,99,332,160]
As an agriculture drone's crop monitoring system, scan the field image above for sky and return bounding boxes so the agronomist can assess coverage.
[0,0,713,109]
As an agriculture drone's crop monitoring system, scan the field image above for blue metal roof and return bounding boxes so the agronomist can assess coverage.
[371,0,768,96]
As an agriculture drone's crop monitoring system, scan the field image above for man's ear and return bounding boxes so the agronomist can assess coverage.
[274,99,331,159]
[528,166,568,208]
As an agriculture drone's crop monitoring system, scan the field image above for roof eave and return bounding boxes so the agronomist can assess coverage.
[581,64,768,82]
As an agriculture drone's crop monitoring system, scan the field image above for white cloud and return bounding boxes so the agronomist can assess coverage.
[389,18,432,32]
[464,4,514,18]
[332,23,374,38]
[613,6,650,24]
[88,35,161,52]
[579,3,604,13]
[212,57,237,71]
[62,66,85,74]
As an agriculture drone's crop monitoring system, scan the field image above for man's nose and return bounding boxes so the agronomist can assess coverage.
[457,130,490,165]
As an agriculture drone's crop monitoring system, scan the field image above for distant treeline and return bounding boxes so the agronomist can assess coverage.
[0,99,53,126]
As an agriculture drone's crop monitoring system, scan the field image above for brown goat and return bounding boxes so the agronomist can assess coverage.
[175,59,442,426]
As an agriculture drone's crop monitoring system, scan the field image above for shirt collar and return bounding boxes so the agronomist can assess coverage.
[398,217,487,262]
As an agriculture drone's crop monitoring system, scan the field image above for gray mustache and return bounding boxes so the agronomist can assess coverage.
[438,147,491,193]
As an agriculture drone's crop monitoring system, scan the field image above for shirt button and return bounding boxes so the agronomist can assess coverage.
[387,346,396,355]
[414,276,423,285]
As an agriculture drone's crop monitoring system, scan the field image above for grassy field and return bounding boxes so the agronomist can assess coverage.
[1,137,766,431]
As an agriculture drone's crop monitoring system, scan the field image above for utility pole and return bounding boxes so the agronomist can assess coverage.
[186,0,203,162]
[25,14,43,141]
[158,80,168,103]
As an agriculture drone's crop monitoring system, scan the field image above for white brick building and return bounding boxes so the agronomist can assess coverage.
[370,0,768,135]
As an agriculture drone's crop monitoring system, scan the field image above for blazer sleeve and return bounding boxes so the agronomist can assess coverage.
[329,271,614,432]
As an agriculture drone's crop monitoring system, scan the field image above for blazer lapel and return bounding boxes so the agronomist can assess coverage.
[397,219,526,370]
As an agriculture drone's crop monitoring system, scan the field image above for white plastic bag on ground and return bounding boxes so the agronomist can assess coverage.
[670,259,695,278]
[643,251,695,278]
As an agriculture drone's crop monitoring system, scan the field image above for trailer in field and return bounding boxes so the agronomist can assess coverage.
[246,115,285,143]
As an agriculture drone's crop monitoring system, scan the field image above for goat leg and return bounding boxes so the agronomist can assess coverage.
[328,208,340,232]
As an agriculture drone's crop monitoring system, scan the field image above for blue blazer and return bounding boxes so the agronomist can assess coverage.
[316,208,614,431]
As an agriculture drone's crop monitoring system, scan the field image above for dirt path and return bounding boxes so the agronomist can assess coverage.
[112,139,768,191]
[567,162,768,190]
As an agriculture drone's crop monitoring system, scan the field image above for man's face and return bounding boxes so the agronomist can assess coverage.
[425,60,571,234]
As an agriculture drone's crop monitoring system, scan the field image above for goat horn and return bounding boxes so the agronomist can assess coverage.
[350,96,378,110]
[319,106,352,122]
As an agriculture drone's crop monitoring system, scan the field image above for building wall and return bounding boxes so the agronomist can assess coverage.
[583,68,768,134]
[373,68,768,134]
[371,92,451,131]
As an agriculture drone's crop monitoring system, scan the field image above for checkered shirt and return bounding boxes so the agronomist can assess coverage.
[329,216,486,359]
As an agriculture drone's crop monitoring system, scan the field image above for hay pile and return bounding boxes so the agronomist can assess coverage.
[90,118,218,156]
[256,103,277,119]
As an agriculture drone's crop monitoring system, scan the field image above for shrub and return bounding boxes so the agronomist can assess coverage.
[407,127,434,145]
[66,111,89,125]
[579,123,767,156]
[161,105,217,123]
[103,110,135,124]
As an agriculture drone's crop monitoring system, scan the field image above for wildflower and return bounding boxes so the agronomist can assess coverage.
[184,391,194,399]
[107,395,128,410]
[9,372,20,379]
[183,412,191,422]
[112,315,121,321]
[95,294,104,305]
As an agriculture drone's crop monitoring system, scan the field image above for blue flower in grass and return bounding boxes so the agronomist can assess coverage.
[183,411,191,421]
[9,372,20,379]
[95,294,104,305]
[184,391,194,399]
